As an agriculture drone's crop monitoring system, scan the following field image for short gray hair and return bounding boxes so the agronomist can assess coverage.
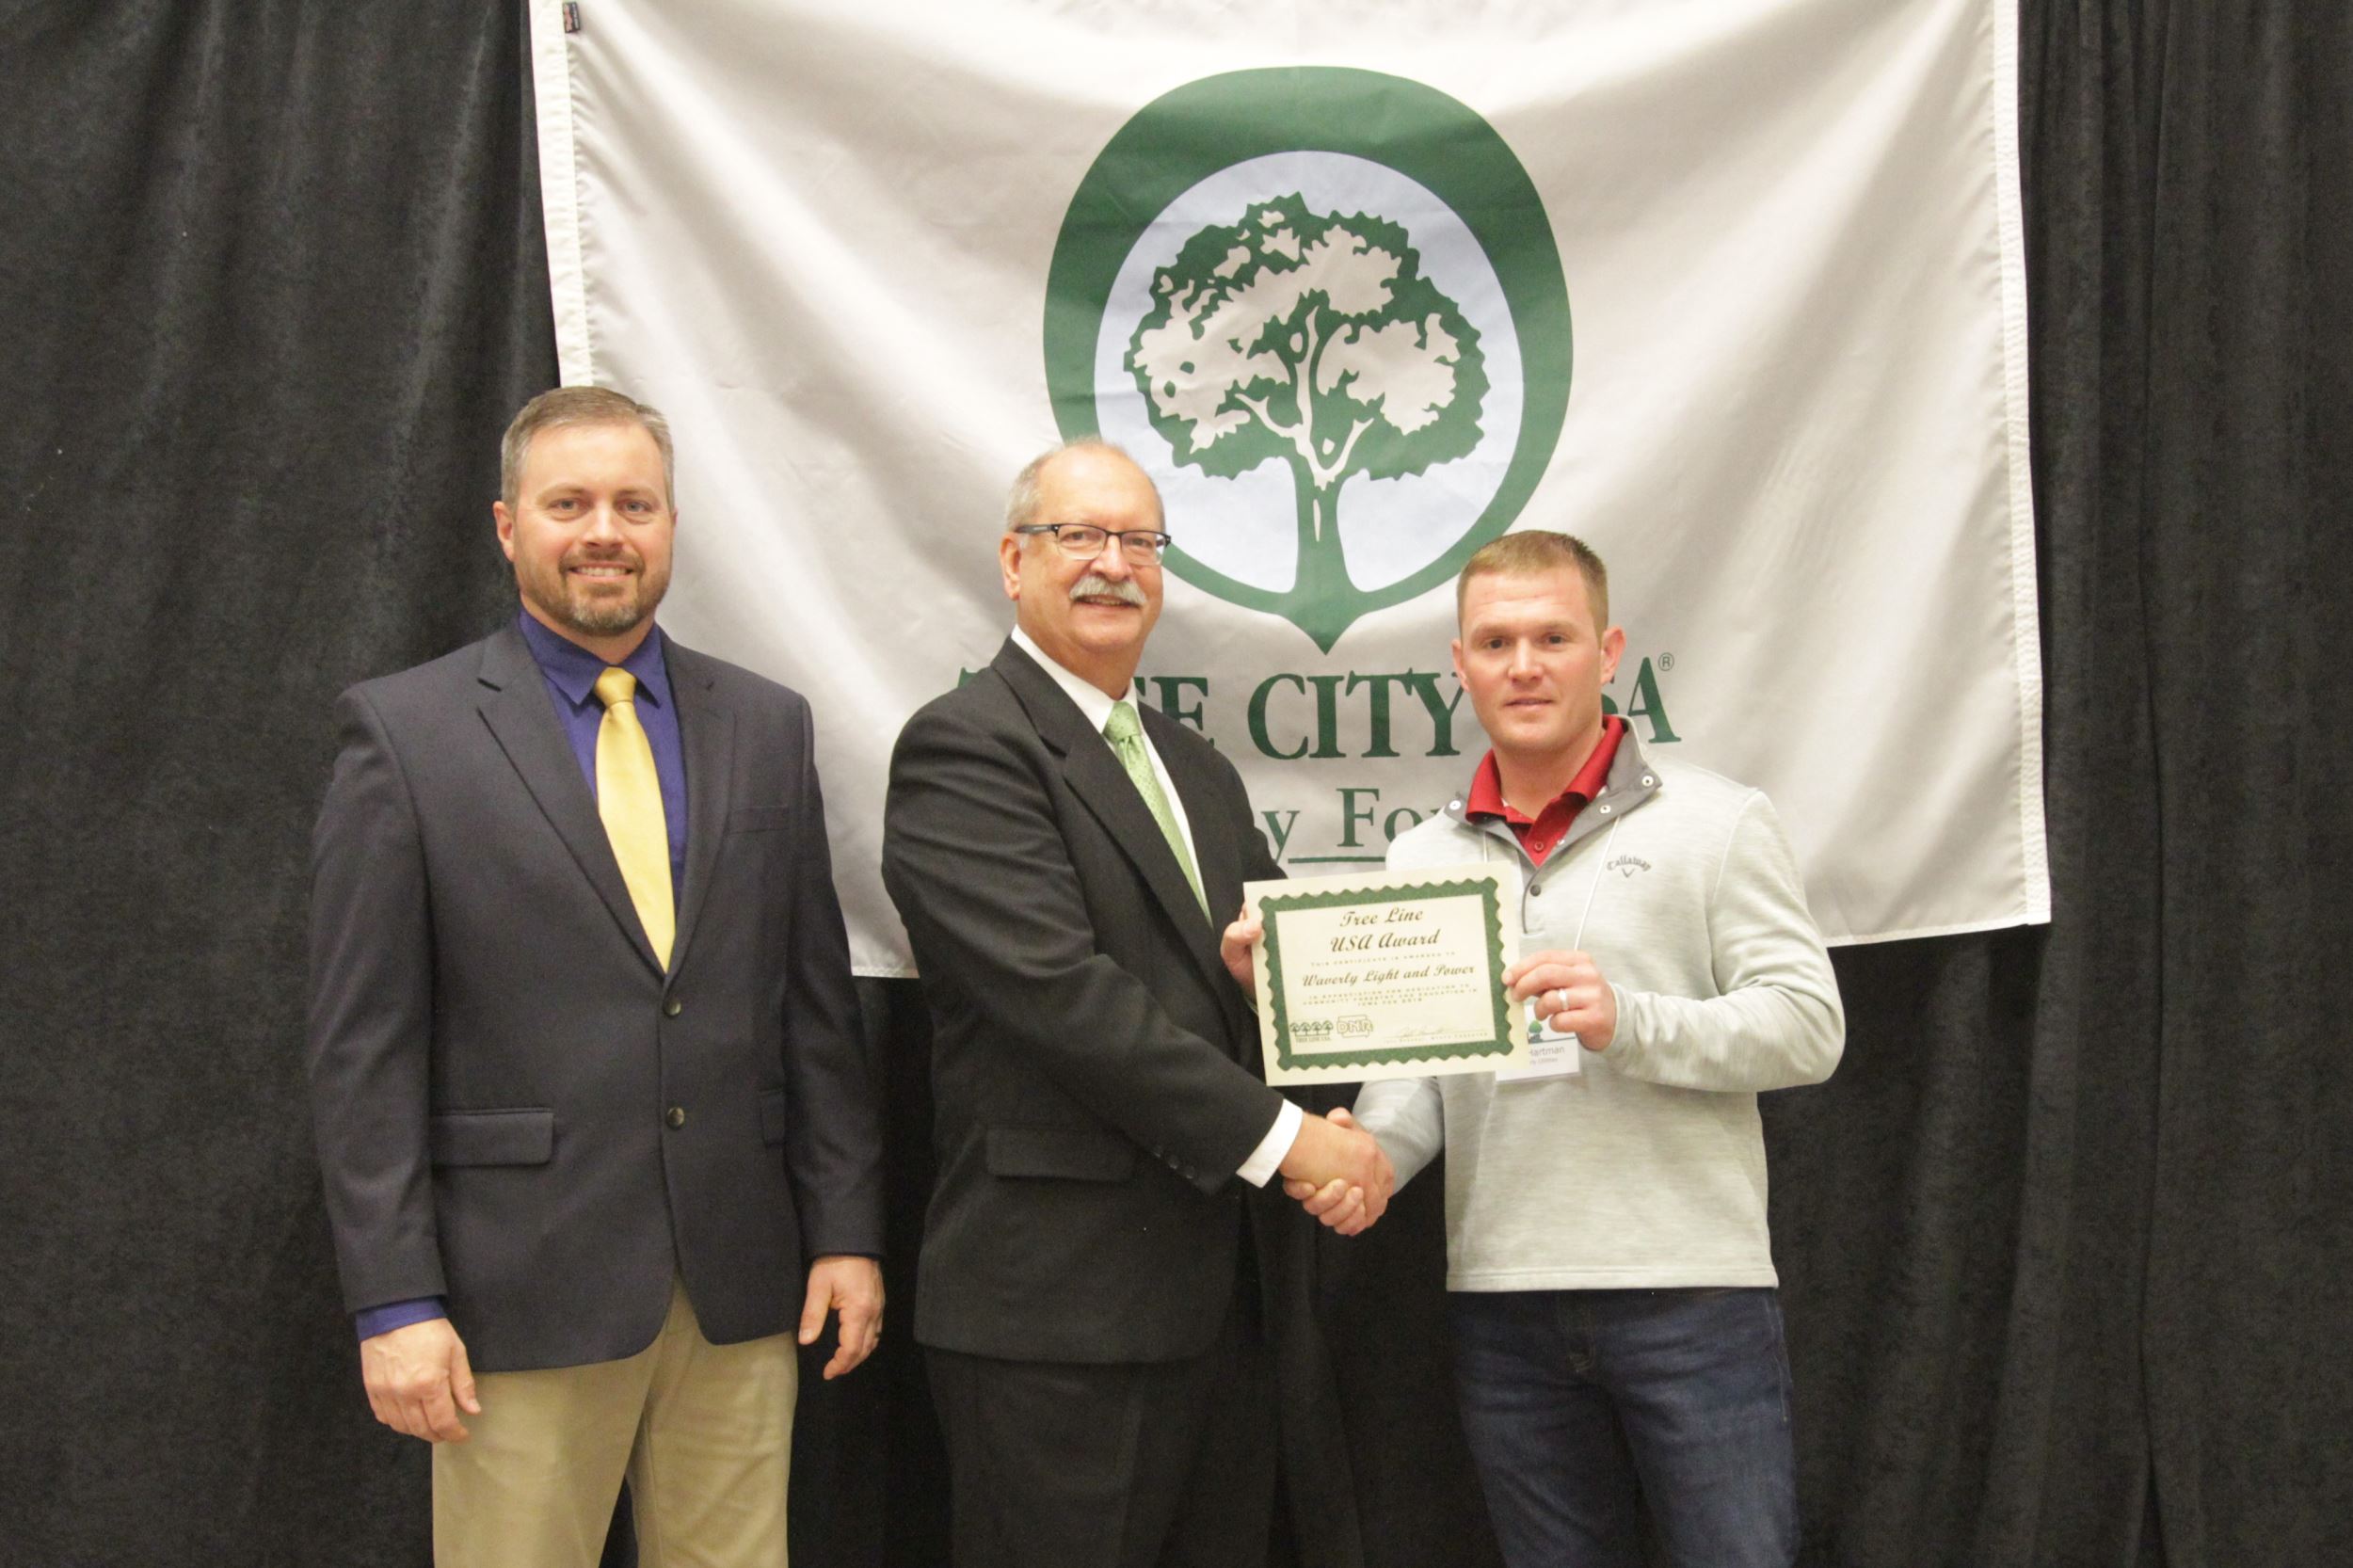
[501,386,675,507]
[1003,438,1161,534]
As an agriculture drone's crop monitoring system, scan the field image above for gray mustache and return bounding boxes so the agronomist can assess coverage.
[1069,574,1146,607]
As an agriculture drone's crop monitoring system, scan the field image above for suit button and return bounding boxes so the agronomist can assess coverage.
[664,997,683,1017]
[665,1106,687,1129]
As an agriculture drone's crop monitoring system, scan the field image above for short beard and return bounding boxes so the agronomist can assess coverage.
[559,587,654,637]
[521,552,670,643]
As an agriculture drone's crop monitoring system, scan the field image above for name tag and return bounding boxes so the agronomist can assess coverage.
[1493,1002,1582,1082]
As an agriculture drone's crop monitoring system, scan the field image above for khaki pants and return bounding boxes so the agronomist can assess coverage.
[433,1279,797,1568]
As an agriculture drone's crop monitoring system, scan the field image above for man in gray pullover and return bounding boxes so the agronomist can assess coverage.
[1293,531,1844,1568]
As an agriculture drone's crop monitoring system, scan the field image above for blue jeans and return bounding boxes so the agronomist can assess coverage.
[1449,1288,1798,1568]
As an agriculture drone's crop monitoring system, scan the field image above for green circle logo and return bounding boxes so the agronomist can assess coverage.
[1047,68,1571,651]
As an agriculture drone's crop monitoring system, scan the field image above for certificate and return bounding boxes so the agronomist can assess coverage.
[1244,864,1529,1085]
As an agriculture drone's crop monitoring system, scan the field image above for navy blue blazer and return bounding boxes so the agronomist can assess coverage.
[308,622,883,1373]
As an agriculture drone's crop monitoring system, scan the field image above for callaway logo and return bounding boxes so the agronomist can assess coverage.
[1606,855,1652,879]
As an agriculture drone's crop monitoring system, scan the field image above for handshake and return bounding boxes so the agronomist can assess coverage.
[1222,906,1393,1237]
[1276,1108,1392,1237]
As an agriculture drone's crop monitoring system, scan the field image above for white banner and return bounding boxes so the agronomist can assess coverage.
[530,0,2047,973]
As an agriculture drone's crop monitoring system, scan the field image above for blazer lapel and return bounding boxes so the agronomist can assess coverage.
[664,643,734,974]
[1149,707,1262,1050]
[1150,706,1246,926]
[473,624,664,974]
[994,643,1234,1005]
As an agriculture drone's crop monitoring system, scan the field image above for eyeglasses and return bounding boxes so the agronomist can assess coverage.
[1012,523,1173,565]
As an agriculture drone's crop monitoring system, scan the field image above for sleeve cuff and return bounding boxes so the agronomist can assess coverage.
[354,1297,448,1341]
[1234,1098,1305,1188]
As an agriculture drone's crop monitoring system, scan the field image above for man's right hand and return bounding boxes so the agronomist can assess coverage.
[1277,1108,1394,1234]
[1218,908,1264,994]
[360,1317,480,1443]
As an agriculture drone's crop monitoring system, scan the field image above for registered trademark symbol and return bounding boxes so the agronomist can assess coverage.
[1658,651,1675,671]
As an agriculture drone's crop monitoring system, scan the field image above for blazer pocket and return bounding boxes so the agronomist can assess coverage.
[984,1125,1138,1183]
[429,1108,554,1167]
[759,1086,790,1145]
[728,807,793,833]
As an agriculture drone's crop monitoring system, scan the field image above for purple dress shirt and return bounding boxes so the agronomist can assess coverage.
[352,613,690,1341]
[515,612,689,896]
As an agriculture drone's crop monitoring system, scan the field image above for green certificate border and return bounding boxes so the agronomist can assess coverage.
[1259,876,1515,1072]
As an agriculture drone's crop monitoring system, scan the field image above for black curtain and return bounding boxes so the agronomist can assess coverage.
[0,4,557,1563]
[3,3,2345,1565]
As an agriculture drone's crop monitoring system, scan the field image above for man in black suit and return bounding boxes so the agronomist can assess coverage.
[881,440,1390,1568]
[308,386,884,1567]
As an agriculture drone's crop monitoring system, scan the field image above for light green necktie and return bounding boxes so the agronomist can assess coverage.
[1103,700,1209,918]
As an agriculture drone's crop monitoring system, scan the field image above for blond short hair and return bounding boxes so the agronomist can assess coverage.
[1456,531,1610,632]
[500,386,675,507]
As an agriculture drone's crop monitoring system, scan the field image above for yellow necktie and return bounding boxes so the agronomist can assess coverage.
[594,667,674,968]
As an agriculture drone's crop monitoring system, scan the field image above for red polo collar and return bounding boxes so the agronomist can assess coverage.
[1465,716,1627,867]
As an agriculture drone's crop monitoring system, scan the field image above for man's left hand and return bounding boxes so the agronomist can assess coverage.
[799,1255,885,1380]
[1504,949,1617,1051]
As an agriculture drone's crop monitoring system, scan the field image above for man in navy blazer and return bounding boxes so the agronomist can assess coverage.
[308,386,884,1567]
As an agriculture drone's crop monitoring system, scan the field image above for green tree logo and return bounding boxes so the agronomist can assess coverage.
[1128,195,1490,619]
[1048,69,1569,649]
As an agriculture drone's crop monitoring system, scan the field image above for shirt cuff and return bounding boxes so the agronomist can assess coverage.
[1234,1099,1305,1188]
[355,1297,448,1341]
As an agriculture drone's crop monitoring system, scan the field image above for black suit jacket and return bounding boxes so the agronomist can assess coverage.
[885,639,1366,1568]
[882,639,1290,1363]
[307,622,884,1373]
